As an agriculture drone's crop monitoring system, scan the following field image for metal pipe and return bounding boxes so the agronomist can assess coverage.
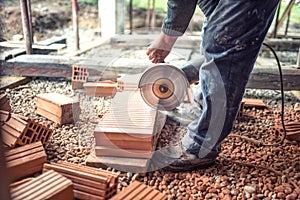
[284,9,291,38]
[26,0,33,44]
[72,0,79,50]
[273,0,281,38]
[145,0,150,27]
[151,0,156,28]
[20,0,32,54]
[129,0,133,34]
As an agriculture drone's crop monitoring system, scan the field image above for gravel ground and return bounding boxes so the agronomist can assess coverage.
[3,78,300,200]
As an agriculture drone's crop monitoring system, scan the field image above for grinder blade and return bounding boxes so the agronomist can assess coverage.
[138,64,189,111]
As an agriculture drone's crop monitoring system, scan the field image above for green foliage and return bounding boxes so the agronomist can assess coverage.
[80,0,98,5]
[279,2,300,24]
[127,0,168,13]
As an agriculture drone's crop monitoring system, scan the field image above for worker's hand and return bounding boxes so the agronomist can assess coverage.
[146,32,178,64]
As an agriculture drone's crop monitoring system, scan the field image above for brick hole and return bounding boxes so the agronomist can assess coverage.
[44,132,52,143]
[25,129,34,138]
[31,133,37,142]
[36,126,40,133]
[22,138,27,143]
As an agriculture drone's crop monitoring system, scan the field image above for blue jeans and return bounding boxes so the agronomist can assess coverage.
[181,0,280,158]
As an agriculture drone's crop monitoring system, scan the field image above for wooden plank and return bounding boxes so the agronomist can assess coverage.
[0,48,25,61]
[1,52,299,89]
[35,35,66,46]
[247,64,300,90]
[263,37,300,51]
[110,34,200,49]
[0,41,66,51]
[0,76,31,90]
[0,55,121,79]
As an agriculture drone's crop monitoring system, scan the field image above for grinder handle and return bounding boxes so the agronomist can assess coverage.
[180,56,205,84]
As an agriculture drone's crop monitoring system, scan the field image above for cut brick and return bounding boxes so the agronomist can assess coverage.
[10,170,74,200]
[0,93,12,112]
[43,162,118,200]
[94,90,160,158]
[36,93,80,124]
[110,181,167,200]
[5,142,47,182]
[276,122,300,141]
[243,98,266,108]
[72,65,89,90]
[88,73,166,171]
[83,81,118,97]
[0,111,53,148]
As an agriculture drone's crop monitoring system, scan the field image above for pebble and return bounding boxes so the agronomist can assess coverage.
[244,185,256,194]
[5,76,300,200]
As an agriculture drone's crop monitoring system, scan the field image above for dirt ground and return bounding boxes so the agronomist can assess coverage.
[0,0,204,43]
[0,0,99,42]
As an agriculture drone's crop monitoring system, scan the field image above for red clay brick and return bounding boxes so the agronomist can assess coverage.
[43,162,119,199]
[5,142,47,182]
[36,93,80,124]
[110,181,167,200]
[83,81,118,97]
[0,93,12,112]
[10,170,74,200]
[72,65,89,90]
[0,111,53,148]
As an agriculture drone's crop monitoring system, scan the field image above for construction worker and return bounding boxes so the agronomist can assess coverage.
[146,0,280,171]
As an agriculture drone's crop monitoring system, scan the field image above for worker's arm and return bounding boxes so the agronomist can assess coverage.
[162,0,198,36]
[147,0,197,63]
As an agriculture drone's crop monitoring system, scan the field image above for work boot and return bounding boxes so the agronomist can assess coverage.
[166,103,202,126]
[149,143,218,172]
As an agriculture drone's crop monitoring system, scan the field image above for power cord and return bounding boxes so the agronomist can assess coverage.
[219,43,299,191]
[262,42,287,146]
[230,43,287,146]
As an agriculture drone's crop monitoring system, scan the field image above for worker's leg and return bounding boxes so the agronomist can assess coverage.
[181,0,280,158]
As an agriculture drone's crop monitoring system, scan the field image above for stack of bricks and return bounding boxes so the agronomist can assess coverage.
[94,89,161,159]
[36,93,80,125]
[5,142,47,182]
[0,93,12,112]
[43,162,119,200]
[10,170,74,200]
[111,181,167,200]
[72,65,89,90]
[0,110,53,148]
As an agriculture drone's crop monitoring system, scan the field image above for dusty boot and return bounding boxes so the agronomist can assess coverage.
[166,102,202,126]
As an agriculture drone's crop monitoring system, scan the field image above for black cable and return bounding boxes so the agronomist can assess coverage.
[262,42,287,146]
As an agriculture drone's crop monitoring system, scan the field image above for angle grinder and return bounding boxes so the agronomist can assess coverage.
[138,57,204,111]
